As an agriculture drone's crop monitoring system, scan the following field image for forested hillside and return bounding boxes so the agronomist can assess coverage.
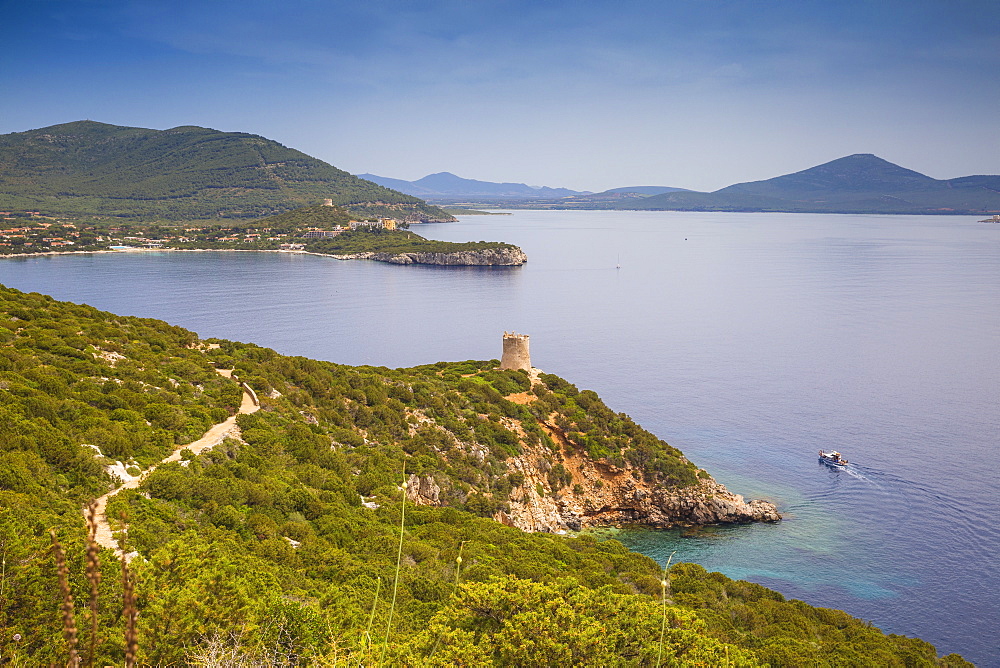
[0,121,454,222]
[0,285,970,666]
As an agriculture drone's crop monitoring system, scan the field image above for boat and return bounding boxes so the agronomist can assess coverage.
[819,450,849,467]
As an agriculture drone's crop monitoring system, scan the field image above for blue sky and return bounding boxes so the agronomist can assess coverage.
[2,0,997,191]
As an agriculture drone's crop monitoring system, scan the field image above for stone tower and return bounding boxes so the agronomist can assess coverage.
[500,332,531,371]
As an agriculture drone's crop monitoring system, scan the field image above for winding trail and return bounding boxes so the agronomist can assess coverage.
[89,370,260,557]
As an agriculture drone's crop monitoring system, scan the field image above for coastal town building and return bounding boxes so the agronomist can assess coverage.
[0,208,417,255]
[0,219,84,252]
[302,229,343,238]
[349,218,398,231]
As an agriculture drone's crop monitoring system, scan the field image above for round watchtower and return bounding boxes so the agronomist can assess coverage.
[500,332,531,371]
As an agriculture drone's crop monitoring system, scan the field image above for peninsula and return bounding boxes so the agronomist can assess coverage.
[0,120,531,266]
[0,285,968,666]
[0,205,528,266]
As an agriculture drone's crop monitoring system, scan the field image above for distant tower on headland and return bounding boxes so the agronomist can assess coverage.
[501,332,531,371]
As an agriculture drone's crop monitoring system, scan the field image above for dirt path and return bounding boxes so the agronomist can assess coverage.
[89,371,259,556]
[504,391,534,405]
[504,367,543,405]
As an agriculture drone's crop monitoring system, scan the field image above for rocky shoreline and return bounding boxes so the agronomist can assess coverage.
[407,441,780,534]
[405,376,781,534]
[505,437,779,532]
[0,245,529,267]
[369,247,527,266]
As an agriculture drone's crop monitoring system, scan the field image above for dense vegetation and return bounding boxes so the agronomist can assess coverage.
[252,204,353,229]
[305,228,522,256]
[0,284,970,665]
[0,208,520,259]
[0,121,454,222]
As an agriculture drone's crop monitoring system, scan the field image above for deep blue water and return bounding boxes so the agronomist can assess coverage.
[1,211,997,665]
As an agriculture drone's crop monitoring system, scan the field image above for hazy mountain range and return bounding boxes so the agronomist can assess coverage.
[1,121,995,220]
[364,156,1000,215]
[357,172,591,200]
[623,154,1000,215]
[358,171,694,202]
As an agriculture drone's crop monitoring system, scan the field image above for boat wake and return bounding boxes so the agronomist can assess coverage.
[818,450,881,485]
[840,464,881,486]
[827,464,1000,562]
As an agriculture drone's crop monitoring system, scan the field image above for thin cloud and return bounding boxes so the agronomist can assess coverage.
[1,0,997,190]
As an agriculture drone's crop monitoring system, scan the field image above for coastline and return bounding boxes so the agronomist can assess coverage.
[0,248,359,259]
[0,246,527,266]
[0,211,989,664]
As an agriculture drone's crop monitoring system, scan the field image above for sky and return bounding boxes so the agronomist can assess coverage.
[2,0,998,192]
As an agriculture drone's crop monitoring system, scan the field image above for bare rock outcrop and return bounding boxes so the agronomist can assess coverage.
[398,377,779,535]
[406,474,441,505]
[494,437,780,533]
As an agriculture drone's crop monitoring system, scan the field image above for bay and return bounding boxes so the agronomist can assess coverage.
[1,210,997,665]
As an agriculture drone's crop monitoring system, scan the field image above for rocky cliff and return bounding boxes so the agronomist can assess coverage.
[371,247,527,266]
[405,376,780,534]
[494,441,781,533]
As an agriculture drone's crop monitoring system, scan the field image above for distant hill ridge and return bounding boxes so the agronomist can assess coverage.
[721,154,936,195]
[364,154,1000,214]
[358,171,588,200]
[626,154,1000,215]
[602,186,691,195]
[0,121,454,222]
[359,171,692,203]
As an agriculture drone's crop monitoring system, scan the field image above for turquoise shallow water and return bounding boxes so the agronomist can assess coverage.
[1,211,997,664]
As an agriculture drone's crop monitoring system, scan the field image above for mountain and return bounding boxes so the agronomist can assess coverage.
[369,155,1000,215]
[358,171,588,200]
[629,154,1000,214]
[717,153,937,199]
[0,121,454,222]
[355,173,436,196]
[550,185,692,206]
[601,186,691,195]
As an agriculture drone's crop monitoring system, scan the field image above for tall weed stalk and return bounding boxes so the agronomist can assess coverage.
[428,540,468,660]
[379,464,407,665]
[365,576,382,661]
[118,517,138,668]
[84,501,101,668]
[655,551,676,668]
[50,530,80,667]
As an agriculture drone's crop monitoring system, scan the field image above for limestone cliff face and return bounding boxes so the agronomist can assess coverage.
[371,247,527,266]
[494,437,780,533]
[402,380,780,534]
[406,473,441,505]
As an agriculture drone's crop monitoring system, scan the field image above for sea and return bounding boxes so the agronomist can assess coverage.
[1,210,997,665]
